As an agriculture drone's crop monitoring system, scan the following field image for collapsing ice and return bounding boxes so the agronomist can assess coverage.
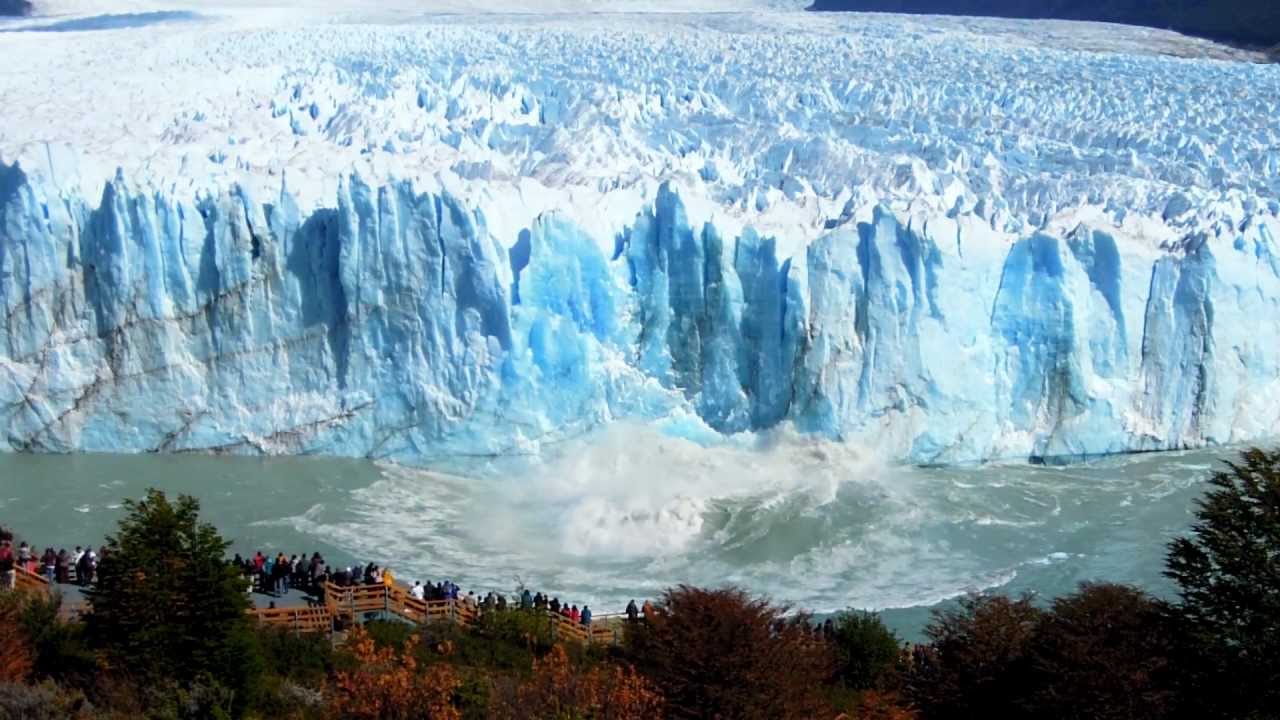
[2,161,1279,464]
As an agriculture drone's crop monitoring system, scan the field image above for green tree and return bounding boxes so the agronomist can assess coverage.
[84,489,260,717]
[830,610,901,691]
[1164,447,1280,719]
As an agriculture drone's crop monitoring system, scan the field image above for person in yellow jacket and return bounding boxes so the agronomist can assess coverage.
[382,568,395,588]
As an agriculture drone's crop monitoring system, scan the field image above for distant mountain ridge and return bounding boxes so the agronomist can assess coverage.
[807,1,1280,48]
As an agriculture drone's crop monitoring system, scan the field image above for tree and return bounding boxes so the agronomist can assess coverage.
[333,626,460,720]
[624,585,834,720]
[830,611,901,691]
[84,489,259,715]
[1164,447,1280,719]
[1021,583,1175,720]
[904,594,1040,720]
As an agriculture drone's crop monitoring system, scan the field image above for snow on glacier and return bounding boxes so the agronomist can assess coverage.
[1,3,1279,464]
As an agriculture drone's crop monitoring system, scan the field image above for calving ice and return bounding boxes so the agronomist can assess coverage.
[1,1,1279,465]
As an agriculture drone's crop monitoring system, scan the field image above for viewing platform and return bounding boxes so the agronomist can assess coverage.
[9,564,627,646]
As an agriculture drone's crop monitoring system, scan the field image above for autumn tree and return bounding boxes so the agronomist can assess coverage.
[903,594,1040,720]
[1164,447,1280,719]
[624,585,834,720]
[333,625,460,720]
[1020,583,1175,719]
[488,644,663,720]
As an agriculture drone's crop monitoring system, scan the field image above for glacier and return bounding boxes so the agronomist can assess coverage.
[2,2,1280,465]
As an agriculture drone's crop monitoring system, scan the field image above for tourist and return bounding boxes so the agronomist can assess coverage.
[0,539,15,590]
[534,591,546,610]
[76,547,93,586]
[411,581,425,600]
[483,591,496,612]
[41,547,56,582]
[549,596,561,614]
[570,605,580,623]
[382,567,395,588]
[277,553,291,593]
[641,599,654,619]
[17,541,32,574]
[521,588,533,610]
[55,549,70,584]
[625,599,638,622]
[496,593,507,611]
[581,605,592,626]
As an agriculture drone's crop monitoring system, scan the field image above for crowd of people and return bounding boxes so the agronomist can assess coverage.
[0,528,103,589]
[6,527,828,638]
[230,547,622,629]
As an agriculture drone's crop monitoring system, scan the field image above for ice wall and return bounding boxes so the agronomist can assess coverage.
[3,162,1279,464]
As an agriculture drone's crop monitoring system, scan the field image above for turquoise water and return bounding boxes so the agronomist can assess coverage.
[0,433,1225,641]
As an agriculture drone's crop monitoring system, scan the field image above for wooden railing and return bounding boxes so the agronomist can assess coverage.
[9,564,625,646]
[249,605,333,635]
[255,580,628,646]
[14,564,50,592]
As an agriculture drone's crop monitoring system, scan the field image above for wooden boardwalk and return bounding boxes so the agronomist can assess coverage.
[10,565,625,646]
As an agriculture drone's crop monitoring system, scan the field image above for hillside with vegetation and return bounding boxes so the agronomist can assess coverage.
[808,0,1280,47]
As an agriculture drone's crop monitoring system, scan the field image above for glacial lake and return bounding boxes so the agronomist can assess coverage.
[0,432,1229,640]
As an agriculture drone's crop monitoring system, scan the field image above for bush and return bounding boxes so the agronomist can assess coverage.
[254,624,338,687]
[0,595,32,683]
[624,585,834,720]
[904,594,1040,719]
[0,681,94,720]
[1021,583,1175,719]
[16,594,96,686]
[333,625,460,720]
[488,644,663,720]
[830,611,901,691]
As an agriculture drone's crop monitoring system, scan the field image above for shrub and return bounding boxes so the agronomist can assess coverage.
[1021,583,1175,719]
[624,585,834,720]
[333,625,460,720]
[904,594,1040,719]
[830,611,901,690]
[0,594,32,683]
[0,681,94,720]
[254,624,338,687]
[488,644,663,720]
[16,594,96,686]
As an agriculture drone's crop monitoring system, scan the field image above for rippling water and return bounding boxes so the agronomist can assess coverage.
[0,430,1228,639]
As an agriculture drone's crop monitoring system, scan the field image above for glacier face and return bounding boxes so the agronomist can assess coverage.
[4,160,1280,464]
[2,5,1280,464]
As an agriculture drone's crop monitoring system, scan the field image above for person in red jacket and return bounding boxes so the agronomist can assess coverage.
[0,539,15,590]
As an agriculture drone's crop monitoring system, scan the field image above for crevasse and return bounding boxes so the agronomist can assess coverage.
[2,161,1279,465]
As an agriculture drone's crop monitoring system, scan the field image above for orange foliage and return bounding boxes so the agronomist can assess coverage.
[333,626,461,720]
[0,596,33,682]
[851,691,916,720]
[490,644,664,720]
